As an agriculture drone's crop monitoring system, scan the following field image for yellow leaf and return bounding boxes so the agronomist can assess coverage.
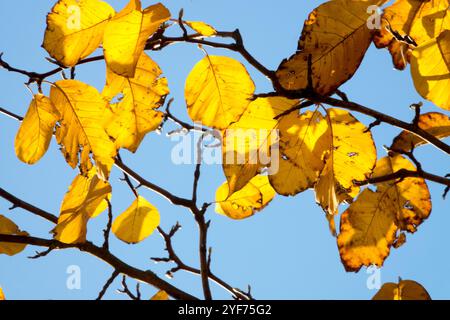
[50,80,117,179]
[337,155,431,271]
[43,0,115,67]
[337,188,398,271]
[374,0,450,70]
[185,55,255,129]
[103,1,170,77]
[150,290,169,300]
[373,280,431,300]
[374,155,431,233]
[391,112,450,152]
[185,21,217,36]
[102,52,169,152]
[53,168,111,244]
[0,287,5,300]
[215,175,276,220]
[222,97,300,194]
[315,108,376,216]
[0,215,29,256]
[276,0,378,95]
[410,30,450,111]
[15,94,59,164]
[112,196,160,244]
[270,109,329,196]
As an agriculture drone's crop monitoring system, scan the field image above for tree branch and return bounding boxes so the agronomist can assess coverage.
[153,224,253,300]
[0,233,198,300]
[0,52,104,86]
[145,30,277,85]
[0,106,23,121]
[314,96,450,155]
[96,269,119,300]
[354,169,450,187]
[114,158,194,209]
[0,187,58,224]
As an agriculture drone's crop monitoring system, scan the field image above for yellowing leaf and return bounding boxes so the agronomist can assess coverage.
[185,55,255,129]
[374,0,450,70]
[0,287,5,300]
[374,155,431,233]
[391,112,450,152]
[43,0,115,67]
[338,188,398,271]
[0,215,29,256]
[337,155,431,271]
[222,97,300,194]
[215,175,276,220]
[103,1,170,77]
[50,80,117,179]
[315,108,376,216]
[373,280,431,300]
[15,94,59,164]
[411,30,450,111]
[112,196,160,244]
[186,21,217,36]
[270,109,329,196]
[151,290,169,300]
[102,52,169,152]
[276,0,377,95]
[53,168,111,244]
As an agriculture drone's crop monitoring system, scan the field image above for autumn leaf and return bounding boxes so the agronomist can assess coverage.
[0,215,29,256]
[50,80,117,179]
[103,1,170,77]
[373,280,431,300]
[52,168,112,244]
[150,290,169,300]
[338,188,398,271]
[391,112,450,152]
[276,0,379,95]
[270,109,329,196]
[410,30,450,111]
[15,94,59,164]
[222,97,300,194]
[215,175,276,220]
[185,55,255,129]
[112,196,160,244]
[337,155,431,271]
[43,0,115,67]
[375,155,432,233]
[102,52,169,152]
[315,108,377,216]
[374,0,450,70]
[185,21,217,36]
[0,287,4,300]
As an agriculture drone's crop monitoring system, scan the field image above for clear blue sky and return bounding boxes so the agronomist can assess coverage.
[0,0,449,300]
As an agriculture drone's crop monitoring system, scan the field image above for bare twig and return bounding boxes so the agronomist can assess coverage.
[96,270,120,300]
[114,158,194,209]
[153,225,253,300]
[117,154,139,198]
[0,107,23,121]
[118,276,141,300]
[102,199,113,250]
[164,98,209,133]
[0,187,58,223]
[28,247,54,259]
